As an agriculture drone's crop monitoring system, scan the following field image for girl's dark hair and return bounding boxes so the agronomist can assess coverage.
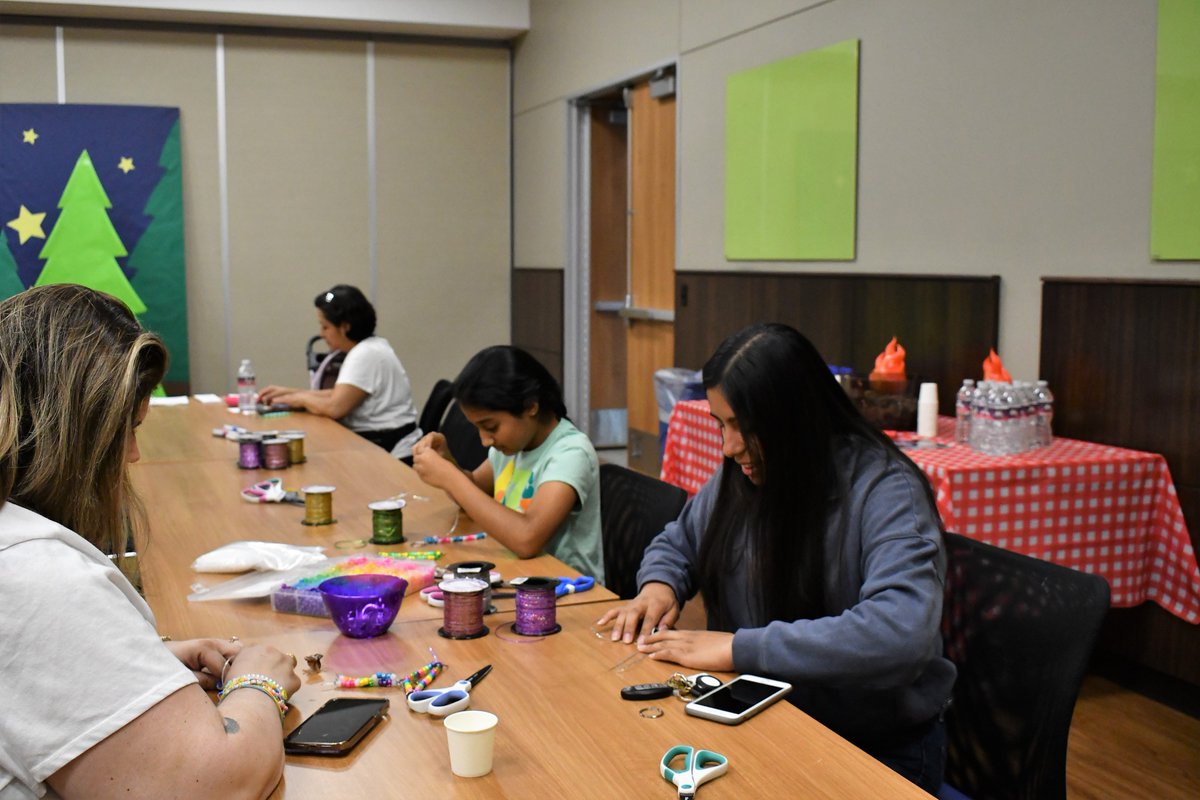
[314,284,375,342]
[697,322,925,628]
[453,346,567,421]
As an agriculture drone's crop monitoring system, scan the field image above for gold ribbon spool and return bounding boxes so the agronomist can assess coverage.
[281,431,306,464]
[301,485,336,526]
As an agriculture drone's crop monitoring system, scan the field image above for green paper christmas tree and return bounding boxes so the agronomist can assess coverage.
[0,230,26,298]
[36,150,147,314]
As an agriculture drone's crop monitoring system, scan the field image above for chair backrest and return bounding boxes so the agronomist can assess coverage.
[418,379,455,435]
[305,335,345,390]
[599,463,688,599]
[941,532,1110,800]
[440,401,489,471]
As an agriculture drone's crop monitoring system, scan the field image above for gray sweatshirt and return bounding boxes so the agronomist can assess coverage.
[637,435,956,744]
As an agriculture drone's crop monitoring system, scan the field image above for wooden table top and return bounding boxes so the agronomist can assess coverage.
[130,399,930,799]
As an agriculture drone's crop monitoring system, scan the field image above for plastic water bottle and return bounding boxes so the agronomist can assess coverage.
[1032,379,1055,448]
[237,358,257,415]
[969,381,996,454]
[955,379,975,444]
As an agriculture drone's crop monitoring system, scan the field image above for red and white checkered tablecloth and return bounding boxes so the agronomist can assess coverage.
[660,399,1200,623]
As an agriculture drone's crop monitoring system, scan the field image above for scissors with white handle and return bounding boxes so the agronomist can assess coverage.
[406,665,492,717]
[661,745,728,799]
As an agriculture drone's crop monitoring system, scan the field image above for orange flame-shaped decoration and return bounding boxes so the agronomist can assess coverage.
[982,348,1012,382]
[871,336,907,379]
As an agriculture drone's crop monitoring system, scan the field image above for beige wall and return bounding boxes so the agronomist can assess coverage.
[512,0,1200,381]
[0,19,511,403]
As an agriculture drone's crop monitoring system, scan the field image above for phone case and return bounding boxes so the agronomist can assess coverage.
[284,698,389,755]
[683,675,792,725]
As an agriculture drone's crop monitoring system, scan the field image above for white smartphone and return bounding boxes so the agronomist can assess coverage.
[684,674,793,725]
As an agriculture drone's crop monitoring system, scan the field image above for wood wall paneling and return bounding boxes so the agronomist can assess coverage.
[511,267,564,388]
[1040,278,1200,687]
[675,272,1000,415]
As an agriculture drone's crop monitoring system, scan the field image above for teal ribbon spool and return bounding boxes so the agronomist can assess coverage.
[369,499,406,544]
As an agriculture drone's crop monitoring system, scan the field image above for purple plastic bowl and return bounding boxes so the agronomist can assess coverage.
[318,574,408,638]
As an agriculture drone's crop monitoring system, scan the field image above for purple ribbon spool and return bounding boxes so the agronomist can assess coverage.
[512,577,561,636]
[236,434,262,469]
[437,578,490,640]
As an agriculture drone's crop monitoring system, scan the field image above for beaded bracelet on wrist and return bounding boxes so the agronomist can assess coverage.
[219,674,289,721]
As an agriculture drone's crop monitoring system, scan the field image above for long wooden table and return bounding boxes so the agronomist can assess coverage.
[131,400,930,799]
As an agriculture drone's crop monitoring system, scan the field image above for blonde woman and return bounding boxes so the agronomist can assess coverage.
[0,285,300,800]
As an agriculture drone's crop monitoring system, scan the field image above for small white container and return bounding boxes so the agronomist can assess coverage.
[917,382,939,438]
[444,710,499,777]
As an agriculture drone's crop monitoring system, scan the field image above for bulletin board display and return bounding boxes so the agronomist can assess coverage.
[1151,0,1200,260]
[724,39,859,261]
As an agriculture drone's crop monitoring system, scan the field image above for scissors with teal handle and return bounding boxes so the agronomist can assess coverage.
[555,576,595,597]
[661,745,728,799]
[406,664,492,716]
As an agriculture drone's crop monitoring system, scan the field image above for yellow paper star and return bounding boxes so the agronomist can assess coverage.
[6,205,47,245]
[22,128,38,144]
[118,156,135,174]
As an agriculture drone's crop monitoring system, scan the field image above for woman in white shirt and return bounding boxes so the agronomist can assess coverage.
[0,285,300,800]
[259,284,420,461]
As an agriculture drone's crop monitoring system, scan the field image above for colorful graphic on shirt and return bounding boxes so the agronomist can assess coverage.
[493,460,536,512]
[0,103,188,386]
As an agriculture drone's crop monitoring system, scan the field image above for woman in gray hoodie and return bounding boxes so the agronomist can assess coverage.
[598,322,954,794]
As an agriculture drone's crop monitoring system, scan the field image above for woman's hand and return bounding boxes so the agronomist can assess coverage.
[637,629,735,672]
[257,385,296,405]
[165,638,242,690]
[594,582,680,644]
[226,644,302,698]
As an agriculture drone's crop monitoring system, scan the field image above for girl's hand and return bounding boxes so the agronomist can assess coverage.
[412,438,462,489]
[165,638,242,690]
[637,629,735,673]
[594,582,679,644]
[412,432,454,462]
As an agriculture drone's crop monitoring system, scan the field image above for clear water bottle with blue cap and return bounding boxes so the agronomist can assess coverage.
[955,379,975,445]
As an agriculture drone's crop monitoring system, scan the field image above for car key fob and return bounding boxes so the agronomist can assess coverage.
[620,683,674,700]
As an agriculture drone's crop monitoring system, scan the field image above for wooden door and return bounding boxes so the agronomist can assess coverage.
[625,80,676,475]
[588,99,628,447]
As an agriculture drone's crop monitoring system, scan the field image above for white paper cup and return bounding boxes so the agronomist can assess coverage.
[443,710,498,777]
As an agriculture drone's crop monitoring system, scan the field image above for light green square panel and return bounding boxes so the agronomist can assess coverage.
[725,39,859,261]
[1151,0,1200,260]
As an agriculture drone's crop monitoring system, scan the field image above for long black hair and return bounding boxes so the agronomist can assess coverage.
[697,323,916,628]
[314,284,376,342]
[453,345,567,421]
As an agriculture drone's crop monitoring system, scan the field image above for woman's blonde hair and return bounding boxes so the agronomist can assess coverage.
[0,284,167,561]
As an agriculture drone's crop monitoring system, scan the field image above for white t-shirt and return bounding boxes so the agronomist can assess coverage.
[0,503,197,800]
[335,336,420,458]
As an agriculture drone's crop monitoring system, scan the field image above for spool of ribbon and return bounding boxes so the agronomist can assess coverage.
[511,576,561,636]
[236,434,263,469]
[301,485,336,526]
[369,499,406,545]
[262,438,289,470]
[437,578,489,640]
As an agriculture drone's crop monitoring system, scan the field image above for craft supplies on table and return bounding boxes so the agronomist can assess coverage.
[270,555,435,617]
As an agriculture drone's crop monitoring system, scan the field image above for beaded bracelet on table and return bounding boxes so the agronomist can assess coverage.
[218,673,290,721]
[335,661,443,694]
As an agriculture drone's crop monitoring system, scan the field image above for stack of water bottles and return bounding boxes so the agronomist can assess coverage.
[955,378,1055,455]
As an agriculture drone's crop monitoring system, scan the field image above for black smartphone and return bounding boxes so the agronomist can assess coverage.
[284,697,389,756]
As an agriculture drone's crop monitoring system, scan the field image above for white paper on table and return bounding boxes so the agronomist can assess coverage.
[149,395,190,406]
[193,393,224,404]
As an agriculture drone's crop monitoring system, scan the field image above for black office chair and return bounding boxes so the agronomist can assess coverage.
[439,400,489,471]
[939,532,1110,800]
[418,379,455,435]
[598,463,689,599]
[306,335,345,390]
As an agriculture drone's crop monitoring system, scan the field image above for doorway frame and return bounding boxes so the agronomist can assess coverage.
[563,58,678,439]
